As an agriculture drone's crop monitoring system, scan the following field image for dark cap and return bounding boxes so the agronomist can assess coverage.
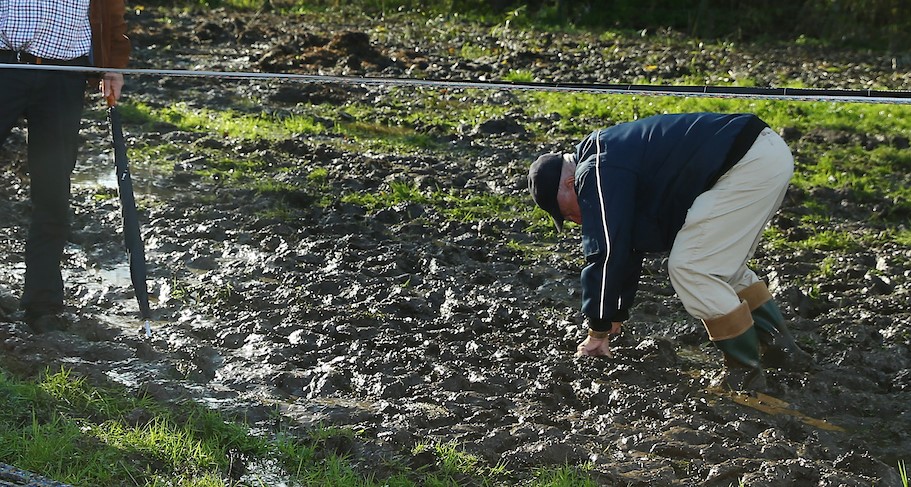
[528,152,565,232]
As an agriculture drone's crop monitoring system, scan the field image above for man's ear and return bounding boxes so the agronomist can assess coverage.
[561,176,575,189]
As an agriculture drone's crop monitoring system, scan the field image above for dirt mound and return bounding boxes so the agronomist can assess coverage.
[257,29,391,73]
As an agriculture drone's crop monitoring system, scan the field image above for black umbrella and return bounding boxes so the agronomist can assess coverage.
[108,103,152,325]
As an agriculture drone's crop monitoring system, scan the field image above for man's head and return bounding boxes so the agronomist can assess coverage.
[528,152,579,231]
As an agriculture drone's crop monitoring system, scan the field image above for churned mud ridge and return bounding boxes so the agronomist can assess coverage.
[1,5,909,486]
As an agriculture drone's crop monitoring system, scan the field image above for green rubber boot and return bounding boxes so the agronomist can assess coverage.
[738,282,814,371]
[704,301,767,392]
[752,300,815,371]
[715,326,767,391]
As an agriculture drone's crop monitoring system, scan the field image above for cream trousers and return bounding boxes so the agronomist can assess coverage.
[668,128,794,320]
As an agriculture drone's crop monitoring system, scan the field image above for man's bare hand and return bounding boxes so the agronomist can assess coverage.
[575,322,622,358]
[576,336,612,357]
[101,73,124,105]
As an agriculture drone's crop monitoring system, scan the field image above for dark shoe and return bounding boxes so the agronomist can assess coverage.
[752,300,815,371]
[0,290,18,320]
[20,310,70,334]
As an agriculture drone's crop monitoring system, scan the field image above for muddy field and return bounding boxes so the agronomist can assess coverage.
[1,5,910,486]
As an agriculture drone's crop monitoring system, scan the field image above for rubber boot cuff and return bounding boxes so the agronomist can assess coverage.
[737,281,773,312]
[702,301,753,341]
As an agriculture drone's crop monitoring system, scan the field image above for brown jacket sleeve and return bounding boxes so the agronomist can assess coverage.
[89,0,131,68]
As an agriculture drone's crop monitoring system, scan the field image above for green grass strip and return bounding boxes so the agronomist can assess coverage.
[3,367,606,486]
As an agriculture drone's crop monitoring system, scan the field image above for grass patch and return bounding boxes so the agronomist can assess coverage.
[0,367,269,485]
[790,143,911,218]
[339,119,438,151]
[339,180,557,233]
[412,441,509,481]
[530,464,599,487]
[4,367,598,486]
[459,42,496,60]
[344,87,511,140]
[895,229,911,248]
[192,0,266,9]
[123,102,325,140]
[126,142,188,169]
[523,91,911,139]
[504,69,535,83]
[124,99,455,154]
[763,225,869,253]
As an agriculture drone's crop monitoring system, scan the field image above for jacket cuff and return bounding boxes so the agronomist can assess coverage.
[587,309,629,331]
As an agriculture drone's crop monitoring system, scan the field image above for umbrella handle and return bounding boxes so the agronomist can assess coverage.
[106,93,116,107]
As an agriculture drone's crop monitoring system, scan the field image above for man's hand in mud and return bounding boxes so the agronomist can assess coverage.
[575,322,622,358]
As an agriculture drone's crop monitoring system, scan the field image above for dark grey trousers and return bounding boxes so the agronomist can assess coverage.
[0,67,86,313]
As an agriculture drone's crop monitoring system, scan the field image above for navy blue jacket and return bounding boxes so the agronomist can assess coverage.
[573,112,768,330]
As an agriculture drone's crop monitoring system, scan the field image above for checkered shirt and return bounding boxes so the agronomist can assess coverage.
[0,0,92,61]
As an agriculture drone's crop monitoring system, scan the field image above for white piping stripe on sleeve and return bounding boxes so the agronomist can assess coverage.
[593,130,611,319]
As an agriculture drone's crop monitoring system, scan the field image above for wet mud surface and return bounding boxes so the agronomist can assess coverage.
[2,6,910,486]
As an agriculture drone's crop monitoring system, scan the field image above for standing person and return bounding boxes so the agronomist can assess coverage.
[527,112,813,391]
[0,0,131,332]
